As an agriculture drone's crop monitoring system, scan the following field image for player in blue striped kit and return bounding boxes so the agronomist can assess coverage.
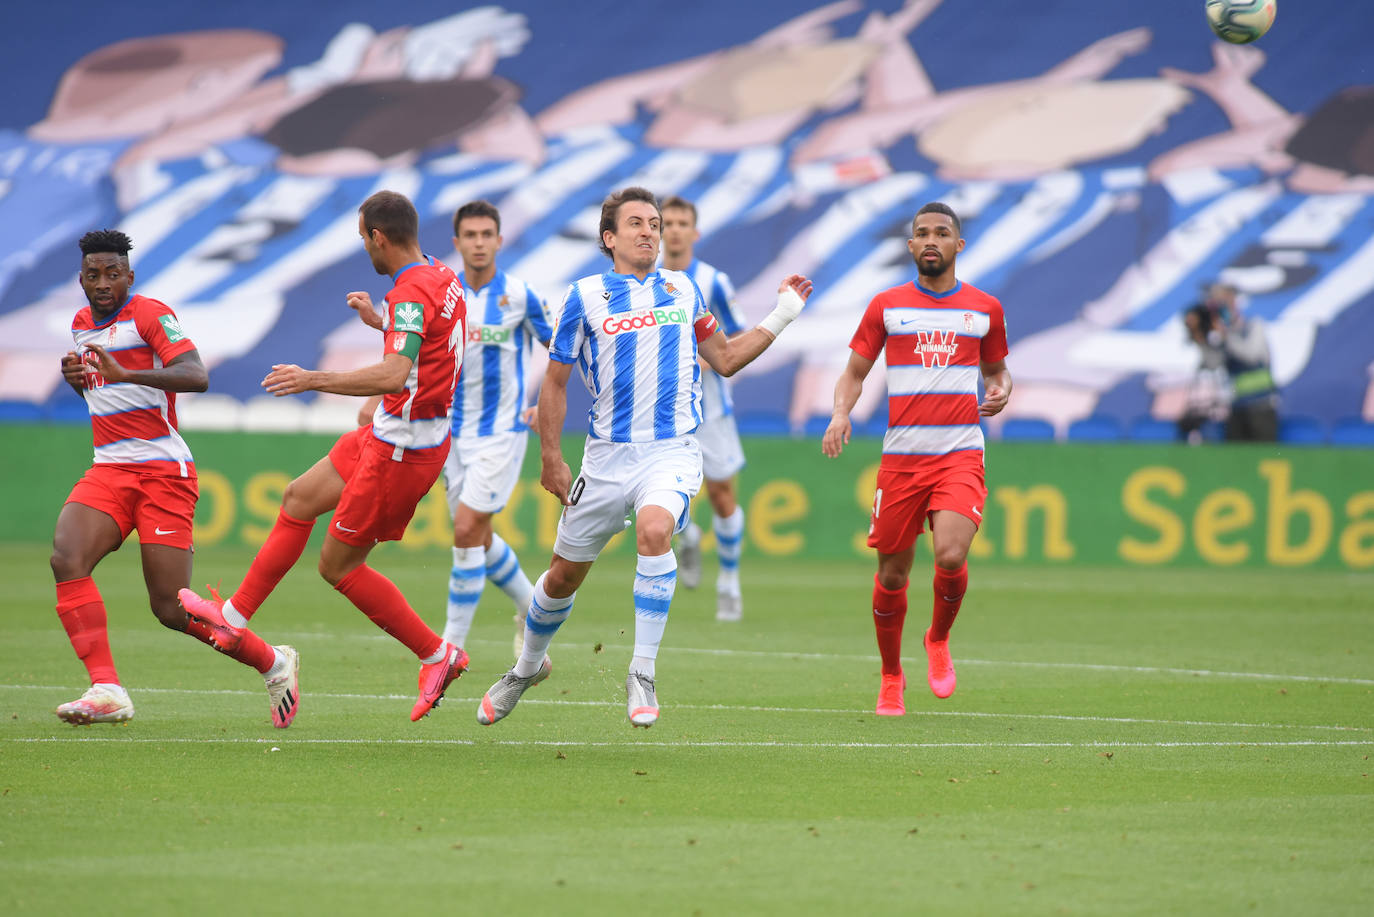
[476,186,812,728]
[659,195,750,622]
[440,200,552,659]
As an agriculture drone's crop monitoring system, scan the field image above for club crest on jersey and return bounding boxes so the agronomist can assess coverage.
[914,329,958,368]
[963,312,974,333]
[602,305,689,335]
[394,302,425,333]
[663,282,679,295]
[498,294,510,307]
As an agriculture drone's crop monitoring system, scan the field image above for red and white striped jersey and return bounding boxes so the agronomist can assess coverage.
[369,257,466,462]
[71,294,197,477]
[849,279,1008,471]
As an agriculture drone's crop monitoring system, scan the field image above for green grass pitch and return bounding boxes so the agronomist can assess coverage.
[2,542,1371,915]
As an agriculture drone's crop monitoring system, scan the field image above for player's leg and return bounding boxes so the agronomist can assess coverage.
[142,541,300,727]
[478,440,623,726]
[705,476,744,621]
[179,450,346,645]
[874,546,916,715]
[866,469,927,715]
[627,502,682,727]
[50,498,131,724]
[623,437,702,727]
[923,506,980,700]
[447,502,494,649]
[476,552,589,726]
[323,446,467,721]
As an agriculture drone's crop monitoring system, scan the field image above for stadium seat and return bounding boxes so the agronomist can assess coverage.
[1329,418,1374,447]
[1127,416,1179,442]
[1067,414,1123,442]
[1278,415,1326,445]
[998,418,1056,441]
[0,400,44,421]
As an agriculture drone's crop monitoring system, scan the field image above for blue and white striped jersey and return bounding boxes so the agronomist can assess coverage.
[550,268,718,442]
[452,269,553,438]
[682,259,746,422]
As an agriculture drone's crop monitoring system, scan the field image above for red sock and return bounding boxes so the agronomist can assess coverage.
[872,575,908,677]
[231,510,315,620]
[56,577,119,685]
[335,565,443,660]
[930,563,968,642]
[183,618,278,674]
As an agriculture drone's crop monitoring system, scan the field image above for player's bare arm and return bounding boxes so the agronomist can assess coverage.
[346,291,386,331]
[263,351,412,397]
[699,274,813,377]
[823,350,876,458]
[979,359,1012,417]
[81,344,209,393]
[535,360,574,505]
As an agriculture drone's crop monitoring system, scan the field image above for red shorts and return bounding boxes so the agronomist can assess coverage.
[65,464,198,550]
[866,460,987,554]
[328,426,447,546]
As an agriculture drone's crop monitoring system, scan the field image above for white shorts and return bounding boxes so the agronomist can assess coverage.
[442,431,529,515]
[696,413,745,481]
[554,435,704,562]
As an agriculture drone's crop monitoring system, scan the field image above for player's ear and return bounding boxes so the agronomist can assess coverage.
[127,268,135,287]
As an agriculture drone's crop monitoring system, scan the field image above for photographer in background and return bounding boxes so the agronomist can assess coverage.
[1182,283,1280,442]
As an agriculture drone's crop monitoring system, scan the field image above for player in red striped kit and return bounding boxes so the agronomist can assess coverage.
[822,202,1011,716]
[52,229,301,727]
[180,190,470,722]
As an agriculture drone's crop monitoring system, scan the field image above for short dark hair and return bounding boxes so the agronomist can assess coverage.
[359,190,418,245]
[914,201,961,237]
[660,194,697,224]
[79,229,133,260]
[454,199,501,236]
[598,186,660,257]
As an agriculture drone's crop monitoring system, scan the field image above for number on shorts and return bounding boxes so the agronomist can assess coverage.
[568,476,586,506]
[873,487,883,519]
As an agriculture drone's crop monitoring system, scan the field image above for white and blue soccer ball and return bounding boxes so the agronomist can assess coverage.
[1205,0,1277,44]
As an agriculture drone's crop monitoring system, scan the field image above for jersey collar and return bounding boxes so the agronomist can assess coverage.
[392,256,434,283]
[913,279,962,299]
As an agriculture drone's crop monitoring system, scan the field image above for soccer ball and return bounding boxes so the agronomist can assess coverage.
[1205,0,1277,44]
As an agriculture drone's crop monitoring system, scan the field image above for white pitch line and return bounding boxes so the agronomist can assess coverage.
[3,683,1368,732]
[224,635,1374,687]
[5,736,1372,750]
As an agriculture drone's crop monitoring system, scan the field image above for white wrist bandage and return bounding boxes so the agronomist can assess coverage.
[759,287,805,337]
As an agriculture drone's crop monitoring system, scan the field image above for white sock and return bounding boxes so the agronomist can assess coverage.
[222,598,249,629]
[632,551,677,662]
[485,533,535,614]
[515,573,574,677]
[444,545,486,647]
[265,648,288,679]
[713,507,744,596]
[629,656,655,679]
